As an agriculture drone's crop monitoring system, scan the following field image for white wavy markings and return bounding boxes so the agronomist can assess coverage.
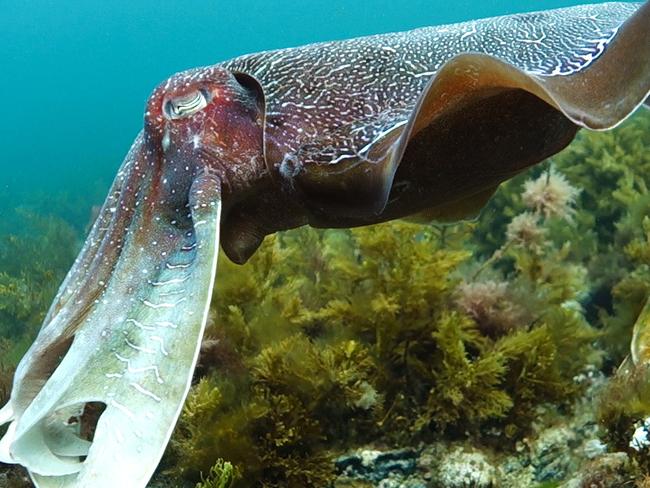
[225,2,639,167]
[101,249,196,406]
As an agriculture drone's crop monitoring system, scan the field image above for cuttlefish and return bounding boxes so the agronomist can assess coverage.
[1,2,648,486]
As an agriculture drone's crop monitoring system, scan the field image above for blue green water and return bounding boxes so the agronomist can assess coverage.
[1,0,614,228]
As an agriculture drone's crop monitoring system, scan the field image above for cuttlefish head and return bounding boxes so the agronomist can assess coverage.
[0,66,266,487]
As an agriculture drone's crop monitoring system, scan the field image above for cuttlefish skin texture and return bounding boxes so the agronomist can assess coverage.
[1,2,648,487]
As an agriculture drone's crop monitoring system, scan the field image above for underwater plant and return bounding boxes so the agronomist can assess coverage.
[479,112,650,357]
[195,459,237,488]
[0,108,646,488]
[0,209,80,362]
[165,188,601,485]
[0,112,645,486]
[0,341,14,411]
[0,207,83,484]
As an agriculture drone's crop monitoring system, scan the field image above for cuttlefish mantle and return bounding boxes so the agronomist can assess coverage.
[1,2,648,487]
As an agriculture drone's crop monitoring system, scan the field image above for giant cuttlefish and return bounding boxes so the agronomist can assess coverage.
[0,2,648,486]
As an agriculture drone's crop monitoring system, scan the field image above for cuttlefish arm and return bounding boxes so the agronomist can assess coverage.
[3,169,221,486]
[1,2,648,487]
[0,69,265,486]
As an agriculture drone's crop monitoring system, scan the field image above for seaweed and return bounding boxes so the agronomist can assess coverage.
[414,311,512,432]
[479,113,650,361]
[0,340,15,409]
[0,208,79,361]
[0,207,82,485]
[167,183,602,484]
[168,333,379,486]
[495,309,598,437]
[598,359,650,454]
[195,459,238,488]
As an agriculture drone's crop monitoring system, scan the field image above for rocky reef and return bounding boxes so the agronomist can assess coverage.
[1,111,650,487]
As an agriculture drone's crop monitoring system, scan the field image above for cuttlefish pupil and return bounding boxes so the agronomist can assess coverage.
[163,89,209,120]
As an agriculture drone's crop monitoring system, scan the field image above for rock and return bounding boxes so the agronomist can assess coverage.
[562,452,637,488]
[433,447,496,488]
[497,454,535,488]
[530,426,578,482]
[0,467,31,488]
[377,475,428,488]
[630,416,650,451]
[582,438,607,459]
[335,448,419,483]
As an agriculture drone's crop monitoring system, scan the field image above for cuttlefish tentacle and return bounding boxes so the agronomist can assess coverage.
[1,2,648,487]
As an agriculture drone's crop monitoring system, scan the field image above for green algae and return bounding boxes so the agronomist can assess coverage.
[0,209,79,363]
[165,201,600,484]
[474,112,650,364]
[195,459,237,488]
[0,207,82,482]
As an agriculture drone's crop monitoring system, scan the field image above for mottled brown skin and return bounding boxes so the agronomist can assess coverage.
[302,90,578,227]
[219,88,578,236]
[145,70,279,263]
[207,1,649,263]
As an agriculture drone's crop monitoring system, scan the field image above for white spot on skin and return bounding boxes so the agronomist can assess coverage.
[162,130,171,152]
[126,318,155,331]
[220,1,631,176]
[158,288,187,298]
[115,352,130,363]
[148,276,190,287]
[155,321,178,329]
[128,365,165,384]
[125,337,156,354]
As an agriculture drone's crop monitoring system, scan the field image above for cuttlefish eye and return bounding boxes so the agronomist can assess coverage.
[163,89,210,120]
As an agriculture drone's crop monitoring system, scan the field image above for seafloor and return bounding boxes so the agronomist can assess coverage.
[1,110,650,487]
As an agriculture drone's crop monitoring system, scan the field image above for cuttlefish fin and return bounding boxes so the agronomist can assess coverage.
[404,185,498,224]
[288,113,408,222]
[0,168,222,487]
[407,1,649,140]
[301,1,648,226]
[540,0,650,130]
[382,1,648,224]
